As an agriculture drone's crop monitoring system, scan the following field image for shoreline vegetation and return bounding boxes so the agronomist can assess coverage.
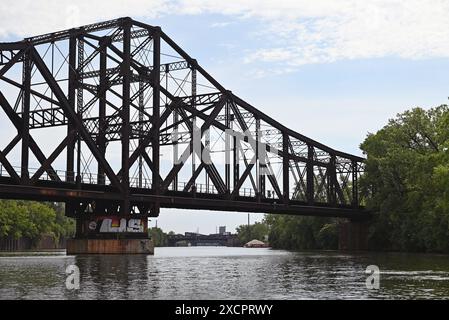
[0,201,74,250]
[255,105,449,253]
[1,106,449,253]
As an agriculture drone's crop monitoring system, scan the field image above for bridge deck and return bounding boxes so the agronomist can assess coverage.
[0,172,367,220]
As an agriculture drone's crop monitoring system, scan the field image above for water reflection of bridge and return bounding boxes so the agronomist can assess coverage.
[167,232,239,247]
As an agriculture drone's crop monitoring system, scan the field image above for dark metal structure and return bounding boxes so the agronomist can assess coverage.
[167,232,239,247]
[0,17,367,223]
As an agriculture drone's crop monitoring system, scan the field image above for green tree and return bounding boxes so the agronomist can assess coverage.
[236,221,269,245]
[265,215,338,250]
[360,105,449,252]
[149,227,168,247]
[0,200,31,239]
[0,200,75,246]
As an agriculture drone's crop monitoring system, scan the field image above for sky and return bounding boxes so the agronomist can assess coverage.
[1,0,448,234]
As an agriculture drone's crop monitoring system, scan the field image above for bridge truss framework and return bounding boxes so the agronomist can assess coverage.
[0,17,367,223]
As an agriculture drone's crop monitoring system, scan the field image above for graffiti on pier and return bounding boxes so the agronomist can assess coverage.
[86,217,146,233]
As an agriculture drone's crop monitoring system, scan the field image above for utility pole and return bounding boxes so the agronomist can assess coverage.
[247,213,251,240]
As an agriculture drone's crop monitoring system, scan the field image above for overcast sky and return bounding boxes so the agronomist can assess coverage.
[1,0,448,234]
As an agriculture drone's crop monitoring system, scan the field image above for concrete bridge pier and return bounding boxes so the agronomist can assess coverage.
[338,219,369,251]
[66,216,154,255]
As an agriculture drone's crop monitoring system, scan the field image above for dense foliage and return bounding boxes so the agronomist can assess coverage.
[263,105,449,252]
[265,215,338,250]
[235,221,269,245]
[361,105,449,252]
[0,200,74,245]
[149,227,169,247]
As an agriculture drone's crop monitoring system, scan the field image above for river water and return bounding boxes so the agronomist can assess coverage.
[1,247,449,299]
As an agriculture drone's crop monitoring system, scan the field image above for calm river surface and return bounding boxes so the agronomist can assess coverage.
[1,247,449,299]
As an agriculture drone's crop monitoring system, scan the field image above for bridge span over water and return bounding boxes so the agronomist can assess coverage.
[0,18,368,253]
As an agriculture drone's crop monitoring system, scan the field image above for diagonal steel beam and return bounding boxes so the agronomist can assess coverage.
[2,134,21,156]
[30,131,76,184]
[0,150,20,183]
[264,159,283,200]
[78,29,121,72]
[140,151,162,184]
[0,76,61,106]
[231,153,256,199]
[183,162,205,192]
[166,98,227,193]
[0,91,61,182]
[177,103,227,193]
[31,47,123,192]
[161,136,196,191]
[0,49,25,78]
[115,102,174,178]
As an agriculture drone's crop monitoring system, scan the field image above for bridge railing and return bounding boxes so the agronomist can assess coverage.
[0,164,274,198]
[0,164,363,206]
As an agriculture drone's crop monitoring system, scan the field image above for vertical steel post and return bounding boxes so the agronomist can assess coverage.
[67,33,76,183]
[233,136,239,190]
[21,48,31,184]
[205,127,210,192]
[191,67,197,187]
[282,133,289,203]
[328,154,337,205]
[352,160,358,208]
[121,20,131,214]
[97,41,107,185]
[76,37,84,187]
[152,27,161,216]
[138,80,144,189]
[307,144,314,204]
[172,66,179,191]
[225,103,230,192]
[255,118,260,200]
[259,122,266,198]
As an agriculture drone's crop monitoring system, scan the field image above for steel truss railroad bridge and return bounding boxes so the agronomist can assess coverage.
[0,18,368,251]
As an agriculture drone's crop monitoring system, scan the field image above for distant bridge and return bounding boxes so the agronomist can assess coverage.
[167,233,239,247]
[0,17,368,234]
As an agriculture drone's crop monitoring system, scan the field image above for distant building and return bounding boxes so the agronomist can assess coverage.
[219,226,226,235]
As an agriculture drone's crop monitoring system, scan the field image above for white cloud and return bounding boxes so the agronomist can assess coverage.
[210,21,234,28]
[230,0,449,67]
[1,0,449,69]
[0,0,170,38]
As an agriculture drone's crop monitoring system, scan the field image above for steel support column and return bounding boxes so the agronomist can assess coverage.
[138,80,144,188]
[21,49,31,183]
[66,34,76,183]
[307,145,314,204]
[76,37,84,187]
[151,28,161,216]
[121,20,131,214]
[225,103,231,192]
[282,133,289,203]
[233,135,239,190]
[328,155,337,205]
[256,117,260,201]
[97,40,107,185]
[352,160,358,208]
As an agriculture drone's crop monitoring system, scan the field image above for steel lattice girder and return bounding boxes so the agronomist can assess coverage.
[0,17,368,219]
